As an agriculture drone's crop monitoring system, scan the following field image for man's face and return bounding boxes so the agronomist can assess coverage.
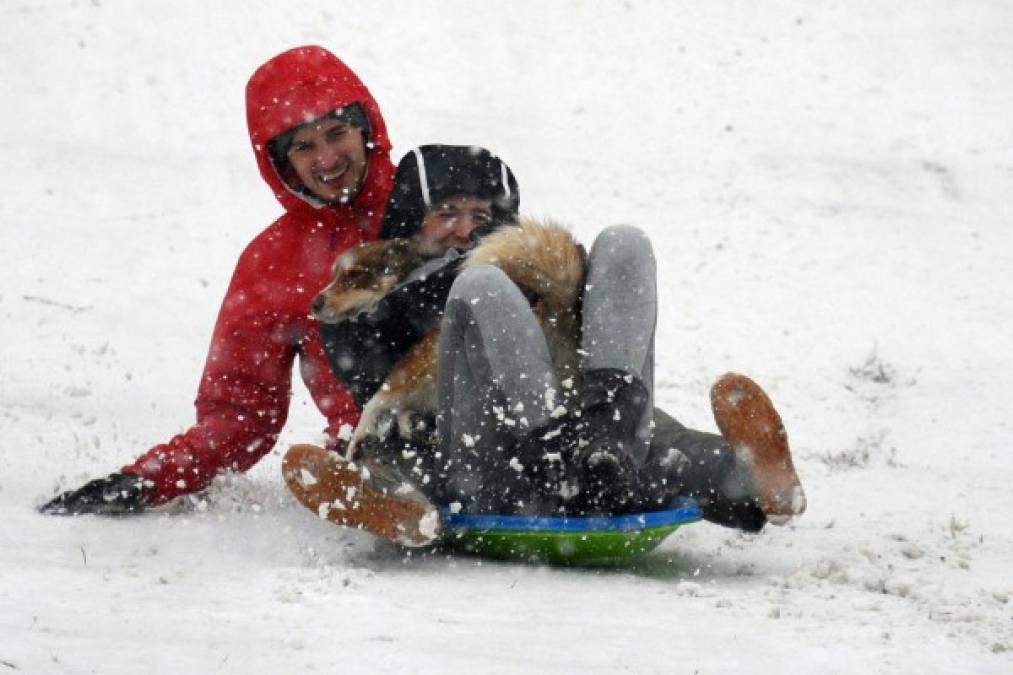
[417,195,493,251]
[286,118,368,204]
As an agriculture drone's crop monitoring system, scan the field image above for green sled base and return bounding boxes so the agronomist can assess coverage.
[439,496,702,565]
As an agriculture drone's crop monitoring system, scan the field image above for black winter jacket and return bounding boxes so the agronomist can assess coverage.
[319,250,463,407]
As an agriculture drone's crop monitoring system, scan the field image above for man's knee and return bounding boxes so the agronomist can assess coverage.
[589,225,655,270]
[448,264,514,303]
[446,265,533,321]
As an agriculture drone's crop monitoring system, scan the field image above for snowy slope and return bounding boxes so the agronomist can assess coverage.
[1,1,1011,673]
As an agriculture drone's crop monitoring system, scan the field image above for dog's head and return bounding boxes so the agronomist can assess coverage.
[311,238,426,323]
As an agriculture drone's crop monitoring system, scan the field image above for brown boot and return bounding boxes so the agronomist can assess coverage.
[710,373,807,525]
[282,444,440,547]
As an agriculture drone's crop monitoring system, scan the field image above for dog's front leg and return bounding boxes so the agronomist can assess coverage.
[346,391,396,460]
[394,378,438,442]
[387,330,439,442]
[346,330,440,459]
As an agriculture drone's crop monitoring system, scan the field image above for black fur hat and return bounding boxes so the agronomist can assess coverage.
[380,145,520,239]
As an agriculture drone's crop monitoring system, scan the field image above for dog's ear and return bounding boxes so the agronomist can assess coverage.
[383,238,413,257]
[331,246,363,275]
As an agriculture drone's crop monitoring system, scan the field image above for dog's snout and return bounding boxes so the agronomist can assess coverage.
[310,294,325,316]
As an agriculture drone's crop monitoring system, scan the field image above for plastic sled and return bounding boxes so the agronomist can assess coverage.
[439,496,702,565]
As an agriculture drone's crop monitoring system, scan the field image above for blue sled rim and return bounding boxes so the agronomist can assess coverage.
[440,496,702,533]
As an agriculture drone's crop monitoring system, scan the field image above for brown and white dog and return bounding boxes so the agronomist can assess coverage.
[312,218,586,457]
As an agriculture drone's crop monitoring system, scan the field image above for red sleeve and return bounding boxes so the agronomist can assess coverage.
[122,247,300,504]
[298,333,361,451]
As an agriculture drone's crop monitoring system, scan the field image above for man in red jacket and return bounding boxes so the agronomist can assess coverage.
[40,45,396,515]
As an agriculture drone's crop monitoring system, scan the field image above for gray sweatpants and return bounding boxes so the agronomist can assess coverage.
[433,225,657,510]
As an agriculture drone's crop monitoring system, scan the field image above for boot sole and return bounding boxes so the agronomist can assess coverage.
[710,373,807,524]
[282,444,440,547]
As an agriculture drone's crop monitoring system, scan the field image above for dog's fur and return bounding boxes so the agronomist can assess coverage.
[312,218,586,457]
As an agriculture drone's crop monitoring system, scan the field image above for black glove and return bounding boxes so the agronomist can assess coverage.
[39,472,152,516]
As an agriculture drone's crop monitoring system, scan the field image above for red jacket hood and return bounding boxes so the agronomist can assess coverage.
[246,46,394,219]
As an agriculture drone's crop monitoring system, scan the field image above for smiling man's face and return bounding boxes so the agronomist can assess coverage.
[286,118,368,204]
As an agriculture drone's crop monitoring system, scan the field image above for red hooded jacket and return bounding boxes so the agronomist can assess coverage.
[122,46,395,504]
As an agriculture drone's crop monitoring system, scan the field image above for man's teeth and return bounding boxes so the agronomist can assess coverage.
[319,168,346,182]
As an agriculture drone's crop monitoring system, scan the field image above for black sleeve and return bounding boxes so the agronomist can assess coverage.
[649,407,731,464]
[649,406,766,531]
[320,255,463,407]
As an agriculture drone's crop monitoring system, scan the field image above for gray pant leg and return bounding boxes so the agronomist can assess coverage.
[582,225,657,463]
[434,265,561,511]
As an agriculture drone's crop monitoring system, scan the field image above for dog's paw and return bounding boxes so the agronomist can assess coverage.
[397,411,439,446]
[347,407,399,459]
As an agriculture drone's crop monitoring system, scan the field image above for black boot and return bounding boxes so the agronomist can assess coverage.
[441,459,542,515]
[636,446,692,511]
[567,369,650,515]
[510,412,578,513]
[569,441,643,514]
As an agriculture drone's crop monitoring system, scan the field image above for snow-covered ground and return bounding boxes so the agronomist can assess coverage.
[2,1,1011,672]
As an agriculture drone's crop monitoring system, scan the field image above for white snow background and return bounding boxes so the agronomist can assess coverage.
[2,1,1011,673]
